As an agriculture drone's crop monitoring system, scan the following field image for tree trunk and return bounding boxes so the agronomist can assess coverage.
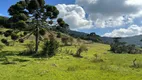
[35,27,39,54]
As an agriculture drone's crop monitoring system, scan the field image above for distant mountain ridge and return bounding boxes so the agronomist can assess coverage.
[101,35,142,46]
[68,30,102,42]
[67,30,142,46]
[1,15,141,45]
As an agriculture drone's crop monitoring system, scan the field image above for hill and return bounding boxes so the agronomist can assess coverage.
[0,28,142,80]
[1,39,142,80]
[101,35,142,46]
[68,30,102,42]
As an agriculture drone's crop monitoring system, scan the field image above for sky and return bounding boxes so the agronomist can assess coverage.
[1,0,142,37]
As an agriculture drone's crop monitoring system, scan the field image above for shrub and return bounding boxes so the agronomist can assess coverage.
[61,37,69,46]
[74,45,88,57]
[4,30,13,37]
[130,58,142,68]
[0,31,3,35]
[69,37,74,45]
[41,35,59,57]
[77,38,81,45]
[1,39,9,46]
[57,32,61,38]
[19,38,24,43]
[110,42,141,54]
[11,33,19,41]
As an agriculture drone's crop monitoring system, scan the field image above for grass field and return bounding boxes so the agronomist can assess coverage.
[0,39,142,80]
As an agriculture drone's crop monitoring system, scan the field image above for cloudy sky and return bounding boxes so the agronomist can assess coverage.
[1,0,142,37]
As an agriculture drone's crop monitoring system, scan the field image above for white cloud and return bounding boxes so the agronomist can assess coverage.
[126,0,142,6]
[56,4,93,30]
[76,0,142,28]
[102,25,142,37]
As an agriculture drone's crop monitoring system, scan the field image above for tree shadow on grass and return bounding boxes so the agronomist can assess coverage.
[0,51,30,65]
[1,57,30,65]
[0,51,17,57]
[12,58,30,62]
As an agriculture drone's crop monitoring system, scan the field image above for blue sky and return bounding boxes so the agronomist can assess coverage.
[1,0,142,37]
[0,0,74,16]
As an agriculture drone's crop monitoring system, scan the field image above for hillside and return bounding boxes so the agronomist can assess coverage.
[1,0,142,80]
[0,27,142,80]
[1,39,142,80]
[68,30,102,42]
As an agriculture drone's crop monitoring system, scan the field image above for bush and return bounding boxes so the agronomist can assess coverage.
[77,38,81,45]
[69,37,74,45]
[1,39,9,46]
[57,32,61,38]
[4,30,13,37]
[19,38,24,43]
[0,31,3,35]
[61,37,69,46]
[74,45,88,57]
[11,33,19,41]
[41,35,59,57]
[110,42,141,54]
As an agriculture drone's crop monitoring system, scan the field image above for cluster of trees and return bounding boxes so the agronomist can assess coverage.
[0,16,9,28]
[69,32,102,43]
[86,33,102,42]
[110,38,142,54]
[0,0,90,58]
[0,0,69,56]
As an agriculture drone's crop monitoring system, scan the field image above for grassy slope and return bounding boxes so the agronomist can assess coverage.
[0,42,142,80]
[0,29,142,80]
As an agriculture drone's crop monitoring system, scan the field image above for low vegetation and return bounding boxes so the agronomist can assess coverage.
[110,38,142,54]
[40,35,59,57]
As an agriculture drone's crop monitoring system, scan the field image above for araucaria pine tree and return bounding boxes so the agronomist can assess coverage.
[5,0,67,54]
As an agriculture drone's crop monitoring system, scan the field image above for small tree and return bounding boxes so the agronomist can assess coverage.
[1,39,9,46]
[41,35,59,57]
[75,45,88,57]
[61,37,69,46]
[77,38,81,45]
[57,32,61,38]
[69,37,74,45]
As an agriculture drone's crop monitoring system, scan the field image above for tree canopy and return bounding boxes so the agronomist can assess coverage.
[1,0,69,54]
